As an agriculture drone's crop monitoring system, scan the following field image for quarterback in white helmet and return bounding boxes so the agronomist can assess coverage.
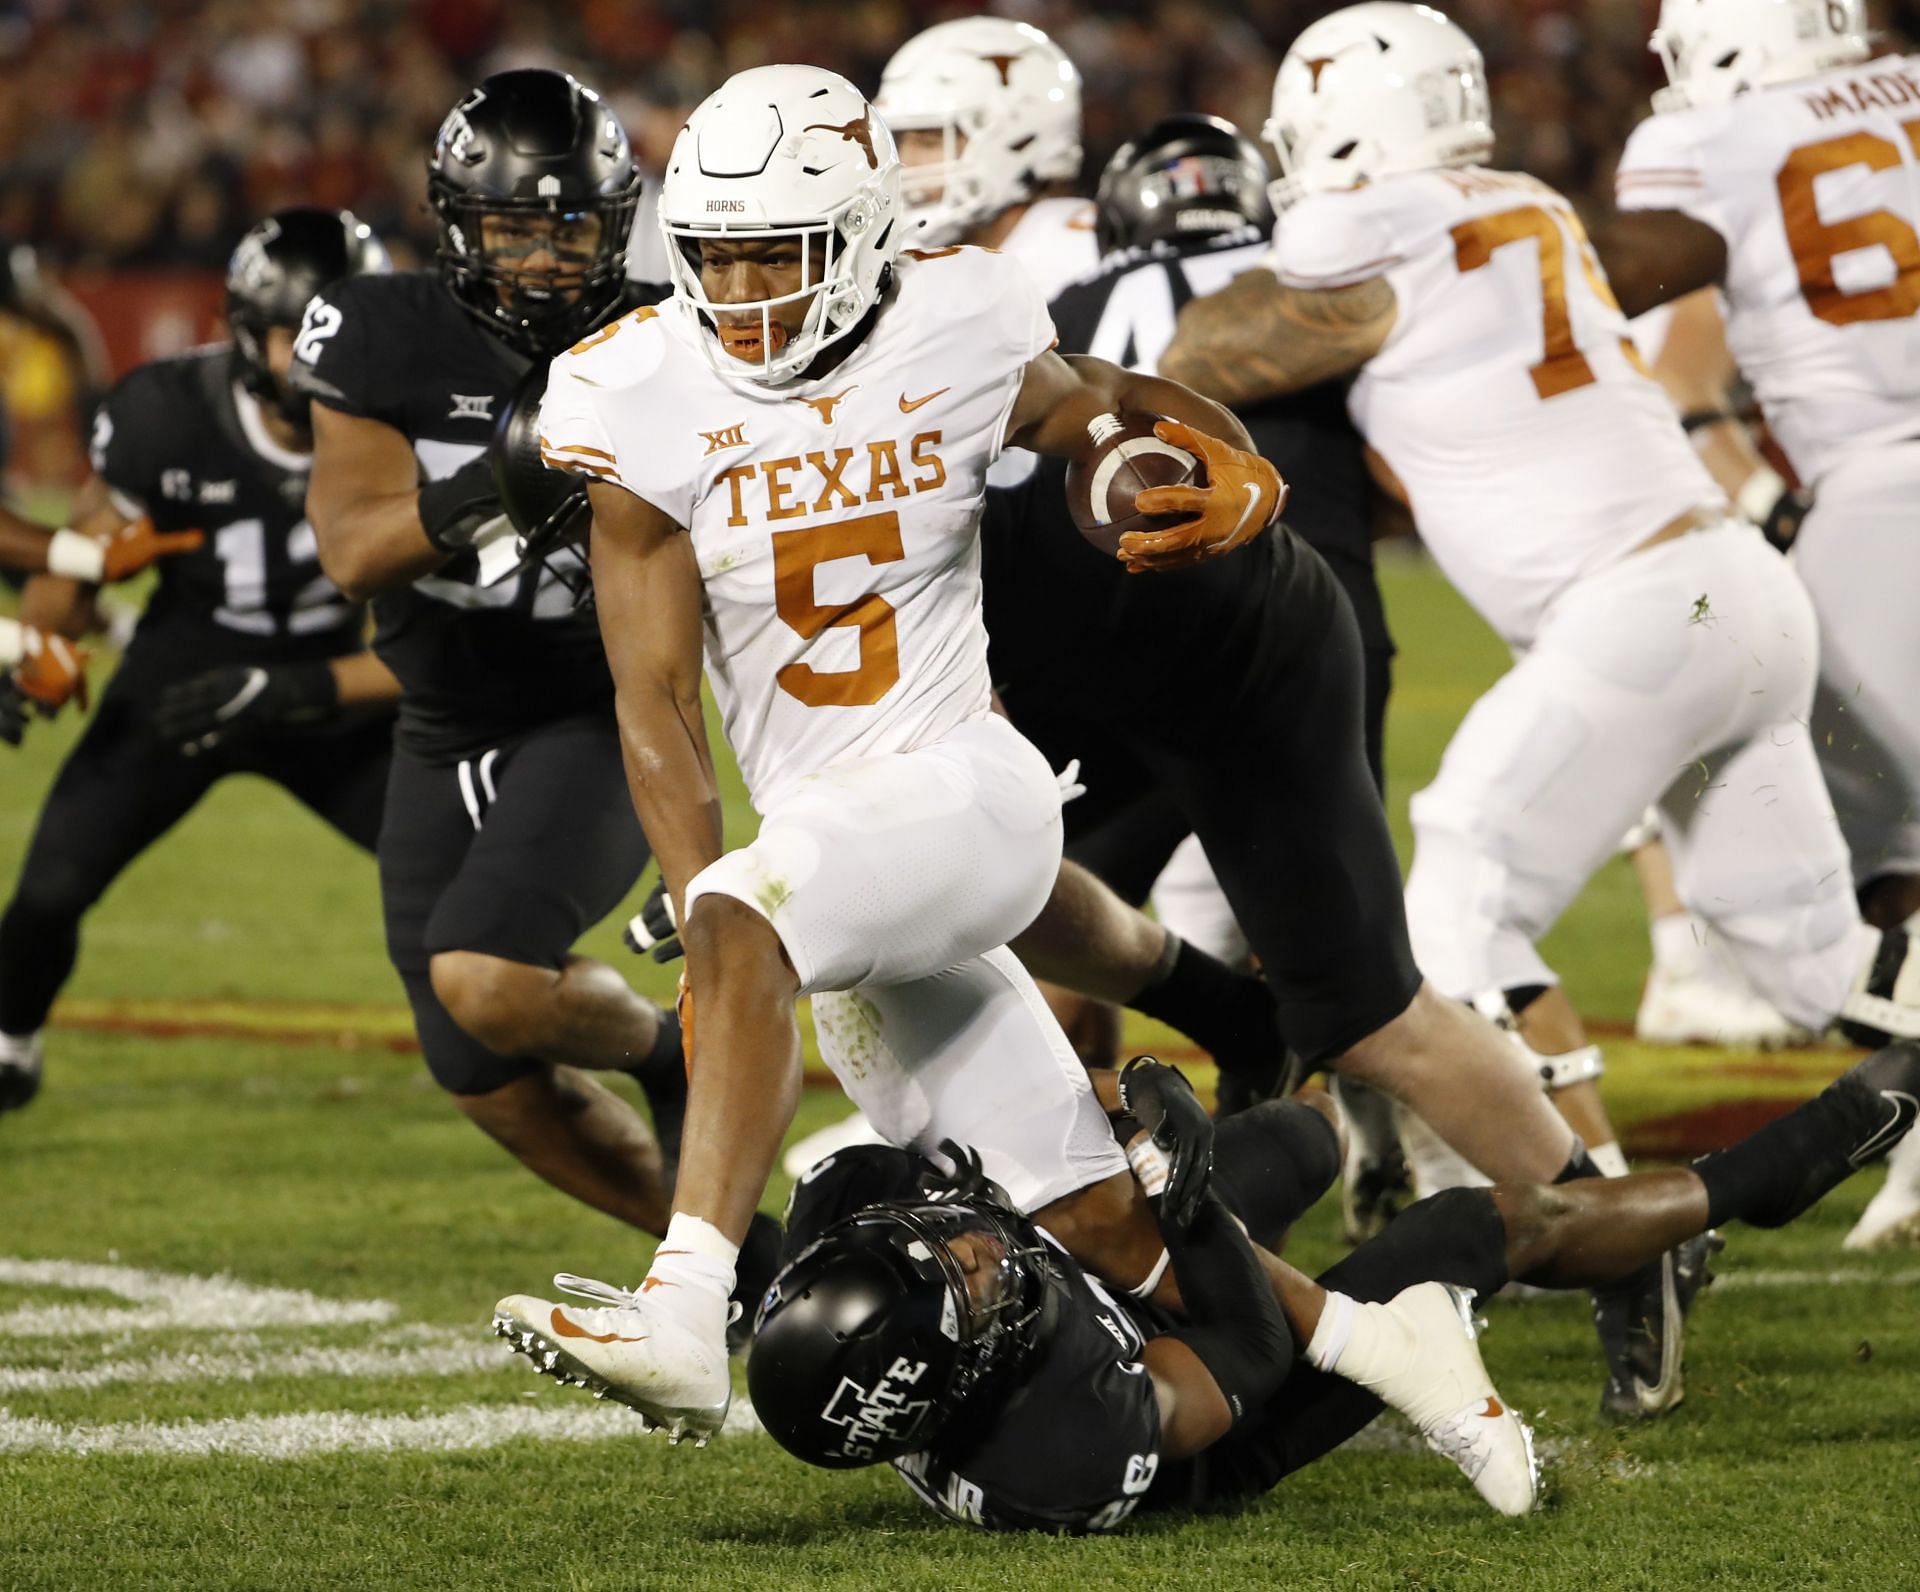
[876,15,1098,300]
[492,65,1289,1442]
[1602,0,1920,1251]
[1163,0,1920,1412]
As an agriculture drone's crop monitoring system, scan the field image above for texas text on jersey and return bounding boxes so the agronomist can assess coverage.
[92,346,361,672]
[1272,166,1723,647]
[1615,52,1920,489]
[293,270,664,762]
[539,244,1056,811]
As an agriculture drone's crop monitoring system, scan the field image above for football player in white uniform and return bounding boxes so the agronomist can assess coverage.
[875,15,1098,300]
[1602,0,1920,1249]
[491,67,1292,1442]
[1161,0,1920,1412]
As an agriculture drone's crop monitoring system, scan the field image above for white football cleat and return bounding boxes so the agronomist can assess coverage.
[492,1274,733,1444]
[1349,1282,1539,1516]
[0,1029,43,1115]
[1843,1130,1920,1251]
[780,1108,887,1179]
[1636,919,1811,1049]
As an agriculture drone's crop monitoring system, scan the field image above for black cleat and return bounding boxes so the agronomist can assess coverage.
[1593,1229,1723,1421]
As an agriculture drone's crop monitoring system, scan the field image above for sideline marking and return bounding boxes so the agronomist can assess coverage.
[0,1397,763,1459]
[0,1258,392,1337]
[0,1328,491,1393]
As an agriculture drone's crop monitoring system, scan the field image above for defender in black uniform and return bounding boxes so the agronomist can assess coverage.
[0,208,396,1114]
[751,1041,1920,1532]
[299,70,768,1287]
[984,118,1409,1082]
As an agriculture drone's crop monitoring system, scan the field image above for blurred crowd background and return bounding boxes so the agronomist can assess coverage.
[2,0,1918,493]
[5,0,1916,273]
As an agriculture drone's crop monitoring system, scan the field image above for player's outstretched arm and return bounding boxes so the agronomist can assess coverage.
[1158,269,1397,410]
[585,481,723,922]
[307,404,476,599]
[1584,207,1727,320]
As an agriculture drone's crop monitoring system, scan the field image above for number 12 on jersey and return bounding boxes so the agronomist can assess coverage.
[1451,203,1642,400]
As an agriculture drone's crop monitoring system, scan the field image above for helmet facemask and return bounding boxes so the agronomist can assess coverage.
[663,182,897,386]
[430,186,639,359]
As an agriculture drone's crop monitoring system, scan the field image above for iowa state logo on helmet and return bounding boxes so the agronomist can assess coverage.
[819,1356,932,1460]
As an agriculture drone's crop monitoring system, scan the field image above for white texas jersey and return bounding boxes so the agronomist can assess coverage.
[999,196,1100,300]
[540,246,1055,811]
[1271,168,1722,646]
[1616,55,1920,488]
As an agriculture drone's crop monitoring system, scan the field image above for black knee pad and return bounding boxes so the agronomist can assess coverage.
[1211,1099,1343,1249]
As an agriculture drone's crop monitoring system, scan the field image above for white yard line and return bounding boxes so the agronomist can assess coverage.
[0,1257,393,1336]
[1712,1266,1920,1290]
[0,1398,763,1458]
[0,1330,496,1393]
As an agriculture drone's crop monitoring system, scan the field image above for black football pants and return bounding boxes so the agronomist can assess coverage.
[0,677,391,1034]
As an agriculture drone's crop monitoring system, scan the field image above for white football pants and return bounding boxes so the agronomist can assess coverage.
[685,712,1126,1213]
[1793,440,1920,887]
[1405,519,1874,1032]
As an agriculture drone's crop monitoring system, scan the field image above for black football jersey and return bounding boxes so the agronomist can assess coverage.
[88,346,363,675]
[983,229,1378,728]
[292,271,665,763]
[890,1237,1167,1535]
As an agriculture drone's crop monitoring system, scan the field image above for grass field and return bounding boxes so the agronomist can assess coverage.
[1,555,1915,1590]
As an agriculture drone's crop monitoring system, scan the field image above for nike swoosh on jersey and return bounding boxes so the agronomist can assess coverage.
[899,387,950,413]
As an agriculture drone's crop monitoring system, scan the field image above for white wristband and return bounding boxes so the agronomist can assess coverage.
[45,528,107,583]
[1735,465,1788,526]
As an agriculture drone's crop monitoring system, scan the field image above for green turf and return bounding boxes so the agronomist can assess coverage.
[1,556,1915,1590]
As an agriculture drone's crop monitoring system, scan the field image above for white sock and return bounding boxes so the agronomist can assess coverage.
[0,1029,41,1064]
[641,1213,739,1334]
[1307,1290,1414,1386]
[1650,912,1705,975]
[1588,1140,1630,1178]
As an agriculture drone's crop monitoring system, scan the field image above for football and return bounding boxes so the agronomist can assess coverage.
[1063,412,1203,558]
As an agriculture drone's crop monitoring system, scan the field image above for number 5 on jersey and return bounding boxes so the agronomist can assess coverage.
[772,511,905,707]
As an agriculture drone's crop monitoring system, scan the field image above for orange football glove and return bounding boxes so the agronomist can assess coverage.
[101,517,206,581]
[13,626,89,716]
[1120,420,1288,573]
[676,970,695,1081]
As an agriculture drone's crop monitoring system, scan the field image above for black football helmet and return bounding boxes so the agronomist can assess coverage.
[226,207,388,426]
[1094,113,1275,257]
[749,1186,1058,1470]
[428,69,642,358]
[491,360,593,605]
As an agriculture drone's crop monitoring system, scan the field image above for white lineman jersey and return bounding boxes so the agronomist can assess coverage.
[999,196,1101,300]
[1616,55,1920,488]
[539,245,1056,811]
[1270,168,1723,647]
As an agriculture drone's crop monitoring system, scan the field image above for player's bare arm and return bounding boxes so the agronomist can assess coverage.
[1585,207,1727,319]
[306,404,459,599]
[584,480,724,922]
[1158,269,1398,407]
[1007,350,1288,570]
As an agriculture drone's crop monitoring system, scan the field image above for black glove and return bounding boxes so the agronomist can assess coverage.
[154,661,339,753]
[1116,1055,1214,1233]
[623,877,683,963]
[417,455,504,553]
[0,678,27,747]
[927,1140,1013,1207]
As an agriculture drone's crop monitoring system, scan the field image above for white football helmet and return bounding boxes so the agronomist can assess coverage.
[658,65,901,385]
[875,17,1083,245]
[1649,0,1871,112]
[1265,2,1493,209]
